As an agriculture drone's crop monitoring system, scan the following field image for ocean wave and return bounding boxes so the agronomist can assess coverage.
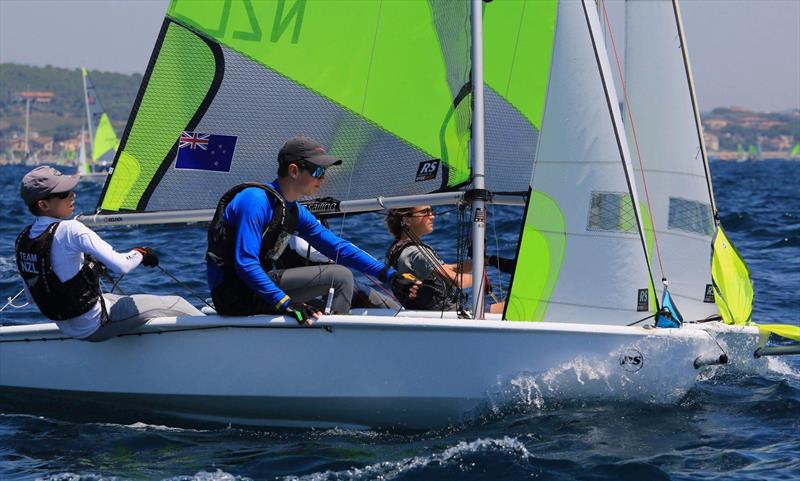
[280,436,531,481]
[162,469,252,481]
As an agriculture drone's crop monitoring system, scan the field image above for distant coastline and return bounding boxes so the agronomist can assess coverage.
[1,63,798,165]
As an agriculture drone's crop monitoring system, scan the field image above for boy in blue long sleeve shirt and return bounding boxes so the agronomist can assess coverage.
[207,136,419,325]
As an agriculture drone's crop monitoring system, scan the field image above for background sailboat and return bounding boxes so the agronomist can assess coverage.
[79,67,120,182]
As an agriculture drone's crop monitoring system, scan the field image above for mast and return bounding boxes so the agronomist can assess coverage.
[470,0,487,318]
[672,0,717,216]
[82,68,95,163]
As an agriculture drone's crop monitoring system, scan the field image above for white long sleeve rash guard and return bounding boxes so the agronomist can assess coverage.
[22,216,144,338]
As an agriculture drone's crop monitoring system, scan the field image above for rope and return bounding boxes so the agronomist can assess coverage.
[598,0,667,281]
[0,289,28,312]
[156,265,215,310]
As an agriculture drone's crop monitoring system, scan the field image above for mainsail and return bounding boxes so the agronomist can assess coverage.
[82,68,119,165]
[97,0,476,214]
[482,0,557,193]
[505,0,654,325]
[622,0,718,321]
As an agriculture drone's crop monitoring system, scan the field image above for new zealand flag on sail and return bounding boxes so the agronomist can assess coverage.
[175,131,237,172]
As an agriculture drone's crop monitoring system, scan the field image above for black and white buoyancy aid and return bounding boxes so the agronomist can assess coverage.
[385,239,458,311]
[15,222,105,320]
[206,182,299,312]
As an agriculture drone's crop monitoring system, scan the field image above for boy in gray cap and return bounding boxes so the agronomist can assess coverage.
[15,166,203,341]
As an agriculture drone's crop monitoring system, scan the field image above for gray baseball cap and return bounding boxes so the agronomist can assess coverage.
[20,166,80,205]
[278,136,342,167]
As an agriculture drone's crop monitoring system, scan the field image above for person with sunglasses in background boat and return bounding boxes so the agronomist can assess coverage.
[385,206,508,314]
[15,166,203,342]
[206,136,420,326]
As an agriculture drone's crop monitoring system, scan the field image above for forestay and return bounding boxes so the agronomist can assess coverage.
[623,0,718,321]
[505,0,655,325]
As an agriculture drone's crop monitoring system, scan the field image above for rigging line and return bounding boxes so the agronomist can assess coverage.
[488,203,505,299]
[156,265,215,310]
[599,0,667,280]
[671,0,717,217]
[0,289,27,312]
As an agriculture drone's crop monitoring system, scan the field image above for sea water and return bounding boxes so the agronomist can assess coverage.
[0,161,798,481]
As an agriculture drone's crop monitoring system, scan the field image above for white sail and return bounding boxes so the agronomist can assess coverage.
[624,0,717,321]
[78,124,89,174]
[506,0,653,325]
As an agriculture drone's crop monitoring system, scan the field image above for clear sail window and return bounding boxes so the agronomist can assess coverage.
[587,192,638,233]
[668,198,714,236]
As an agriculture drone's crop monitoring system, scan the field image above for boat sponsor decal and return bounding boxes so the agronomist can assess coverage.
[473,207,486,224]
[416,160,440,181]
[704,284,715,303]
[619,348,644,373]
[637,288,649,312]
[175,131,237,172]
[300,197,341,216]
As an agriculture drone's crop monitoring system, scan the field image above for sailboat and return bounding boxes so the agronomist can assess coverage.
[79,67,120,183]
[788,143,799,160]
[1,0,795,429]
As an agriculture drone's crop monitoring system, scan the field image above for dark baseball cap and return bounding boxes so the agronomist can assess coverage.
[20,166,80,205]
[278,136,342,167]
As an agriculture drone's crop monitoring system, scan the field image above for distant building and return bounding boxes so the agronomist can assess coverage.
[703,132,720,151]
[704,119,728,129]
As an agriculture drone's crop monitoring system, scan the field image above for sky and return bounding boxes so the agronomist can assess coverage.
[0,0,798,113]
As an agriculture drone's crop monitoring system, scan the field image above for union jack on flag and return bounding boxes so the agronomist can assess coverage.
[175,131,237,172]
[179,131,210,150]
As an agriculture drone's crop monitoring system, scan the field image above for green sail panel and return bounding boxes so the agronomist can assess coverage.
[482,0,556,193]
[168,0,470,186]
[101,22,218,211]
[711,226,753,325]
[505,190,566,321]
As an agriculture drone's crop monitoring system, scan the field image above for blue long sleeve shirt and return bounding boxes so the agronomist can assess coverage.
[207,180,395,310]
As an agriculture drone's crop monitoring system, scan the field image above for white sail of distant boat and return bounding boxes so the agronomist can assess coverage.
[80,67,119,181]
[78,123,89,174]
[2,0,795,430]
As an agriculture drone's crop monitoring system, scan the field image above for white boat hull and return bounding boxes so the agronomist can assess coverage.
[0,314,762,429]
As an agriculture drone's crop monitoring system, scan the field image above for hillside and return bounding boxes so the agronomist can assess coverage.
[0,63,142,139]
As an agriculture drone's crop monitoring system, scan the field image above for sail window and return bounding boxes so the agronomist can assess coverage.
[668,198,713,236]
[586,192,638,233]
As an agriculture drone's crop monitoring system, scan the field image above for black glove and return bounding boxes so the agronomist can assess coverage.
[133,247,159,267]
[285,300,318,326]
[391,272,420,305]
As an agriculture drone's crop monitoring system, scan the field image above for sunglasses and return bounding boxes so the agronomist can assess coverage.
[409,207,436,217]
[299,162,326,179]
[44,191,73,200]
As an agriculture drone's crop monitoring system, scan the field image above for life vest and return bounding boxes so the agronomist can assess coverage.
[274,218,330,270]
[15,222,105,321]
[206,182,299,314]
[385,239,458,311]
